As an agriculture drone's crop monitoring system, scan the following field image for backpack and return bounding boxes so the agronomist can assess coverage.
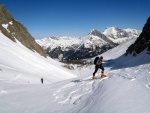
[94,57,99,65]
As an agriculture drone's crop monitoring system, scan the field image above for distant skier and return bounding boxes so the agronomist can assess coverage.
[41,78,43,84]
[93,56,105,79]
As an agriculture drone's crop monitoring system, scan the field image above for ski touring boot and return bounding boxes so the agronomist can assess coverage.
[101,72,106,78]
[92,76,97,79]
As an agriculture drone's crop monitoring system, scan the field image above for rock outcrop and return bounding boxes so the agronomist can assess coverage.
[0,3,47,57]
[126,17,150,55]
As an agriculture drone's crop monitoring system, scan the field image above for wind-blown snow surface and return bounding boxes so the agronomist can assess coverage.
[0,32,150,113]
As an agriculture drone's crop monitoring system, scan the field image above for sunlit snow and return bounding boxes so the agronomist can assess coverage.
[0,31,150,113]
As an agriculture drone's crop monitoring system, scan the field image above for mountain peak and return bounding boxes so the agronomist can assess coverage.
[89,29,103,36]
[90,29,96,32]
[103,27,129,39]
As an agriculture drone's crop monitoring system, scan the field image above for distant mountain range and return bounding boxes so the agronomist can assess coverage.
[1,2,148,62]
[36,27,141,61]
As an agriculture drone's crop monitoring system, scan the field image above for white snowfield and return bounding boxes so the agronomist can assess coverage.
[0,31,150,113]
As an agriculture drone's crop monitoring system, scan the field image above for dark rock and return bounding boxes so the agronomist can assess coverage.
[126,17,150,55]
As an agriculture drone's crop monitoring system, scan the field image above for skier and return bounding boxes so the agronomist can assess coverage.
[92,56,105,79]
[41,78,43,84]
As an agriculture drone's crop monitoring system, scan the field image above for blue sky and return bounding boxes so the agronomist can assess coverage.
[1,0,150,38]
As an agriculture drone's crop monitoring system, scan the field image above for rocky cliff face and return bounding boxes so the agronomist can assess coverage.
[0,3,47,57]
[126,17,150,55]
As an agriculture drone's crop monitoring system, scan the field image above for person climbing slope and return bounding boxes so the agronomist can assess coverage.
[93,56,106,79]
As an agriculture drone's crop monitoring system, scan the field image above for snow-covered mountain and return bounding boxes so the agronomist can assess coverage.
[103,27,141,44]
[1,28,150,113]
[36,27,141,60]
[1,3,149,113]
[36,29,116,60]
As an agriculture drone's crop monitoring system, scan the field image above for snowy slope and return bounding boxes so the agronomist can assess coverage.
[0,31,76,84]
[0,31,150,113]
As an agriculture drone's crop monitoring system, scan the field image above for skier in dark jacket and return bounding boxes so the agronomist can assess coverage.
[93,56,105,79]
[41,78,43,84]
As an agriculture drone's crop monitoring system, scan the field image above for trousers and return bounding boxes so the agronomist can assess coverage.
[93,65,104,76]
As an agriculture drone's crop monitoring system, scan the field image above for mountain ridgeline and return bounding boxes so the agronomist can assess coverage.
[36,28,141,61]
[0,3,146,61]
[37,30,117,61]
[126,17,150,56]
[0,3,47,57]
